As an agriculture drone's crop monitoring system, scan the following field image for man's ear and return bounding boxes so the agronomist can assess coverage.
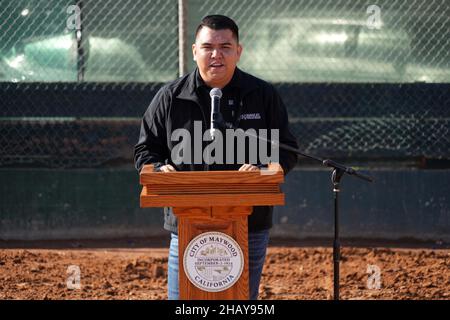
[237,44,243,62]
[192,43,197,61]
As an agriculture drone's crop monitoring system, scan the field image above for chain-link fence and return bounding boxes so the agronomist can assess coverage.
[1,0,449,168]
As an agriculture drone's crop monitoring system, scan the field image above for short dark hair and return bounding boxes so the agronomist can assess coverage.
[195,15,239,43]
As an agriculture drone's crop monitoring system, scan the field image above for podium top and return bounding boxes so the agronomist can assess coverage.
[139,163,284,185]
[139,163,285,207]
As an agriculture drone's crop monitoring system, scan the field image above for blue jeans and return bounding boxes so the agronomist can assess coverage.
[168,230,270,300]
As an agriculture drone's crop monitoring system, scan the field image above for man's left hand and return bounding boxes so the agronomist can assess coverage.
[238,164,259,171]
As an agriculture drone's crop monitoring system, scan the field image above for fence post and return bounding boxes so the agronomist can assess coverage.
[76,0,85,82]
[178,0,188,77]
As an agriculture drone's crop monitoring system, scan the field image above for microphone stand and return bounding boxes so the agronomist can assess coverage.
[274,141,373,300]
[218,122,373,300]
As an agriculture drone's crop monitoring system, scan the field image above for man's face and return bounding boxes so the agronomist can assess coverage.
[192,27,242,89]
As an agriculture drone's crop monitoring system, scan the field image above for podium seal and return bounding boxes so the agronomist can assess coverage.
[183,231,244,292]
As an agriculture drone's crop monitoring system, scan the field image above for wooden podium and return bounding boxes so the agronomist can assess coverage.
[139,163,285,300]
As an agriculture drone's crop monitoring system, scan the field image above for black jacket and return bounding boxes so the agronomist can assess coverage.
[134,68,298,233]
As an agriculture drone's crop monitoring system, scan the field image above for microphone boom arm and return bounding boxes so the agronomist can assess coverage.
[237,126,374,183]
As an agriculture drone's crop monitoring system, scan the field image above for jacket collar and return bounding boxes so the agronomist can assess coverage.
[176,67,257,102]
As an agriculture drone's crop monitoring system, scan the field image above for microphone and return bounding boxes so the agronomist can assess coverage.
[209,88,223,139]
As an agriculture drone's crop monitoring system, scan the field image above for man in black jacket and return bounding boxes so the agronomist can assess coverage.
[134,15,298,300]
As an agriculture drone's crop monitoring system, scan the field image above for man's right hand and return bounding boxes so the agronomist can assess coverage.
[159,164,176,172]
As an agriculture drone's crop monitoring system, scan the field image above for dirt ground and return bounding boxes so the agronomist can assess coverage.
[0,240,448,300]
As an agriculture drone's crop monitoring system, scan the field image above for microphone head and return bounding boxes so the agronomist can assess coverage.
[209,88,222,99]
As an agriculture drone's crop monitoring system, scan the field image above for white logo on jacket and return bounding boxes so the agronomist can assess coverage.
[239,113,261,120]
